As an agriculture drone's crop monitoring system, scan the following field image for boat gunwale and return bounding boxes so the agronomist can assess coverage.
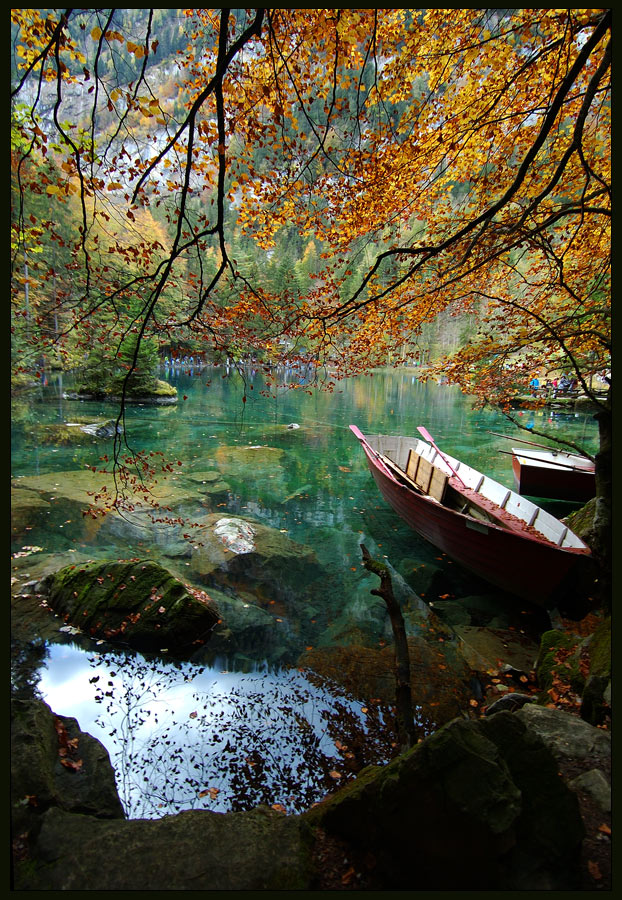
[357,429,590,555]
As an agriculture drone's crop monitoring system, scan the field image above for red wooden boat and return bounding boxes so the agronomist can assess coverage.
[511,447,595,502]
[350,425,591,605]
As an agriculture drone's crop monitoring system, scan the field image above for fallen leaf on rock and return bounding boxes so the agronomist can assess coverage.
[341,866,356,885]
[588,860,602,880]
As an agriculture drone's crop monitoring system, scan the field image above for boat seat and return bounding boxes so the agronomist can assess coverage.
[406,450,448,502]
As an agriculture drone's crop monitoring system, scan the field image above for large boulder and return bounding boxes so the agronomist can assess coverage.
[305,712,585,890]
[16,805,313,891]
[11,697,124,842]
[39,559,219,657]
[189,514,322,599]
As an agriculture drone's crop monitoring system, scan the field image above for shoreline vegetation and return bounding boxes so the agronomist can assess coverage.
[11,362,607,414]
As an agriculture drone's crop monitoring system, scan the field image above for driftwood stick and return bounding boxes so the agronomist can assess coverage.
[361,544,416,750]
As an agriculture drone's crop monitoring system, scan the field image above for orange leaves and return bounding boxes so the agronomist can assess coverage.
[54,717,83,772]
[198,787,219,800]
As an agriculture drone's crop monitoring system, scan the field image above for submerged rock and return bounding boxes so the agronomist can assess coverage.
[298,634,473,732]
[189,513,321,597]
[39,559,219,657]
[26,420,123,447]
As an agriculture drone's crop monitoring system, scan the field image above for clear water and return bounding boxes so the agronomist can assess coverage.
[11,366,599,817]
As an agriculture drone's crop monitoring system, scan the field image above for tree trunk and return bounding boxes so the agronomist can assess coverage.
[593,396,612,610]
[360,544,416,750]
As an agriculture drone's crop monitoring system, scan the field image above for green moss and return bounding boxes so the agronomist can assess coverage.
[535,630,584,695]
[587,617,611,678]
[127,378,177,399]
[44,559,218,656]
[563,498,597,542]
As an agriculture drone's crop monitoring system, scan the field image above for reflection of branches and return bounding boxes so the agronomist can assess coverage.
[11,637,49,700]
[88,651,402,818]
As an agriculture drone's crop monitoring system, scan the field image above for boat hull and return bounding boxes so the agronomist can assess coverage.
[511,450,596,502]
[359,440,589,606]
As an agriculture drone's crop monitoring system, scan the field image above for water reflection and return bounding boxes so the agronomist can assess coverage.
[37,642,399,818]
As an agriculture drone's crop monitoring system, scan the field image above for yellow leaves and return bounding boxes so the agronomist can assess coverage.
[127,41,146,59]
[91,26,145,57]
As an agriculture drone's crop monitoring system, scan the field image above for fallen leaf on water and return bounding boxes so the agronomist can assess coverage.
[271,803,287,813]
[198,787,219,799]
[329,770,342,780]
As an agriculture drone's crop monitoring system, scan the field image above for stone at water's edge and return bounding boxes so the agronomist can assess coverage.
[306,711,585,890]
[12,699,589,891]
[21,805,313,891]
[39,559,219,657]
[11,698,125,842]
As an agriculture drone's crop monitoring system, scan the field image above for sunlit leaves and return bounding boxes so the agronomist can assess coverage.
[10,8,610,434]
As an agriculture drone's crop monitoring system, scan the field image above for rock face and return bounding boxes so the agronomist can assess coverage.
[11,698,124,842]
[39,559,219,657]
[535,618,611,726]
[306,712,585,891]
[19,805,313,891]
[12,700,589,891]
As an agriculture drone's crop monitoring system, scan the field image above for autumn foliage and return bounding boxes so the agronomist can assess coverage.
[10,9,610,386]
[11,10,611,558]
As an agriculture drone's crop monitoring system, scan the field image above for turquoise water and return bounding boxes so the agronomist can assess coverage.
[11,366,599,816]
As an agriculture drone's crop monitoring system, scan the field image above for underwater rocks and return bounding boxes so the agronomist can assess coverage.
[25,420,123,447]
[38,559,219,658]
[189,513,322,596]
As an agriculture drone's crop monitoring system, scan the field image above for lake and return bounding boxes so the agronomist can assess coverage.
[11,365,599,817]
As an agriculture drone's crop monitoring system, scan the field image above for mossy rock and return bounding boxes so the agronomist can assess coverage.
[11,697,124,839]
[65,379,177,404]
[304,713,583,890]
[563,497,597,542]
[580,617,611,726]
[585,616,611,678]
[535,629,584,697]
[40,559,219,657]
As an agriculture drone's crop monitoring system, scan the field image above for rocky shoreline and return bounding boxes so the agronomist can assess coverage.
[11,693,610,890]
